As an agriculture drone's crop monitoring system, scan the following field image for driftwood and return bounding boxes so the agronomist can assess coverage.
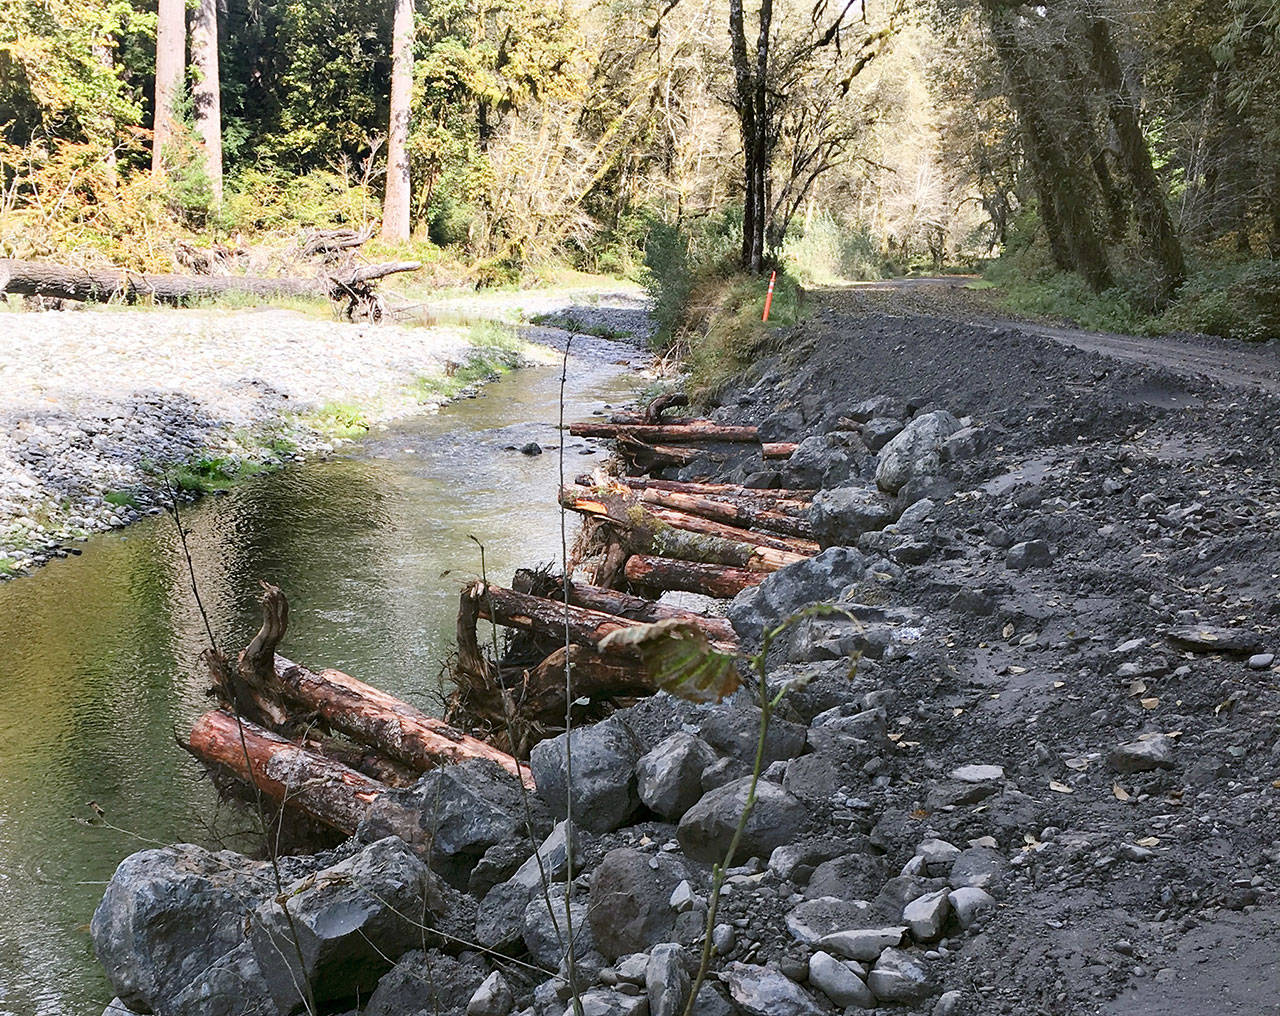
[615,436,710,472]
[205,583,532,784]
[761,442,799,459]
[0,257,418,319]
[583,476,815,503]
[560,484,819,559]
[627,485,813,539]
[569,420,760,443]
[624,554,764,597]
[186,709,389,836]
[564,581,737,645]
[299,225,374,261]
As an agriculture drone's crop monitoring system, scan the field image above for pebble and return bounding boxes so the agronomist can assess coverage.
[1248,653,1274,670]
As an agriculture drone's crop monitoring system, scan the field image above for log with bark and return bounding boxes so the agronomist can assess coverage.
[761,442,799,459]
[582,476,815,503]
[564,581,737,645]
[615,436,711,471]
[560,484,819,558]
[568,420,760,443]
[0,257,419,319]
[624,554,765,597]
[630,485,813,539]
[205,583,533,785]
[185,709,389,836]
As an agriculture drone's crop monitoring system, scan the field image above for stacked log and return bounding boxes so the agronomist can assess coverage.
[567,415,796,475]
[624,554,764,597]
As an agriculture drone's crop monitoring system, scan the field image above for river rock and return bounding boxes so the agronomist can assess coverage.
[1006,540,1053,570]
[90,843,275,1014]
[587,848,694,959]
[902,889,950,941]
[365,949,487,1016]
[808,488,898,549]
[468,971,515,1016]
[722,962,825,1016]
[786,897,876,944]
[699,704,806,767]
[729,547,868,643]
[250,837,452,1011]
[576,988,649,1016]
[359,758,544,887]
[862,417,904,452]
[948,887,996,928]
[1110,734,1176,773]
[530,715,643,833]
[874,410,962,494]
[167,941,272,1016]
[867,947,933,1003]
[948,846,1008,891]
[819,926,907,962]
[525,883,593,967]
[808,950,875,1008]
[677,777,808,863]
[476,822,581,949]
[804,851,887,902]
[636,732,719,819]
[646,942,690,1016]
[770,836,850,883]
[786,435,854,489]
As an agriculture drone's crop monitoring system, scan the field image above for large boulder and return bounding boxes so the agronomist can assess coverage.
[587,848,696,960]
[722,963,824,1016]
[677,777,808,863]
[785,435,854,489]
[804,852,888,902]
[808,488,898,549]
[250,837,459,1011]
[636,732,719,820]
[699,705,806,767]
[646,942,691,1016]
[728,548,867,644]
[357,759,546,887]
[91,844,275,1014]
[167,942,273,1016]
[874,411,962,495]
[524,883,594,967]
[530,715,643,833]
[475,821,580,949]
[365,950,488,1016]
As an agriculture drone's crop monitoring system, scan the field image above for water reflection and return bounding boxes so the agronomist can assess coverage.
[0,349,636,1015]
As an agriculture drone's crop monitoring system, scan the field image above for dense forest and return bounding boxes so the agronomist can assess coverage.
[1,0,1278,337]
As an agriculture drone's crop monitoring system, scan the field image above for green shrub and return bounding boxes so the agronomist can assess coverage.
[782,213,884,285]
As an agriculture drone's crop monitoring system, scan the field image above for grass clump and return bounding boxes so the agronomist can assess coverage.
[103,490,140,509]
[305,402,372,440]
[171,454,265,493]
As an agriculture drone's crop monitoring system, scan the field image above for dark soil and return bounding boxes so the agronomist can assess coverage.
[699,287,1280,1014]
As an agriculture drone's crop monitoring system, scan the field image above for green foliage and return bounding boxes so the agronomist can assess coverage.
[305,402,371,440]
[171,454,262,493]
[642,208,744,347]
[782,213,886,285]
[598,620,740,702]
[103,489,139,508]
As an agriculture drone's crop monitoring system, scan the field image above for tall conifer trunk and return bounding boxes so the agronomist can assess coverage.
[382,0,414,241]
[152,0,185,179]
[190,0,223,202]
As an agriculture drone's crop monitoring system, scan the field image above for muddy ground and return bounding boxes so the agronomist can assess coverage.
[700,286,1280,1014]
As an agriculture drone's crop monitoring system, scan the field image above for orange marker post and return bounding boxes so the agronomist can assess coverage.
[762,270,776,322]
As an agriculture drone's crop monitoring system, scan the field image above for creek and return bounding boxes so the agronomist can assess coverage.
[0,336,640,1015]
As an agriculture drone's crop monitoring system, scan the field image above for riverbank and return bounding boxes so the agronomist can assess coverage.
[0,283,650,577]
[87,289,1279,1016]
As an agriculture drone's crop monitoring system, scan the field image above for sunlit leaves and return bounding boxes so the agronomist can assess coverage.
[599,619,740,703]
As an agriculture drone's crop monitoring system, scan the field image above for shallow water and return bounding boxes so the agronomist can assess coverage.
[0,345,638,1015]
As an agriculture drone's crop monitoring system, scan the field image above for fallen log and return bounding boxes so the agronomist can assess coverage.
[185,709,387,836]
[274,657,534,787]
[0,257,419,312]
[561,484,819,558]
[625,555,764,597]
[475,581,737,655]
[569,420,760,443]
[762,442,799,459]
[565,581,737,646]
[615,436,710,471]
[206,583,533,785]
[633,486,813,539]
[585,476,816,503]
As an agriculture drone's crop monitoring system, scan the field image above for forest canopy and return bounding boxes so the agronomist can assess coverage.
[1,0,1277,336]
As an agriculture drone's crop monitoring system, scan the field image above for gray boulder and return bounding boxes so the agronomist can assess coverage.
[476,822,581,949]
[819,926,906,962]
[808,950,875,1008]
[576,989,649,1016]
[359,758,545,887]
[647,942,691,1016]
[167,942,273,1016]
[699,705,806,767]
[90,843,275,1014]
[365,950,487,1016]
[867,948,933,1003]
[786,435,853,489]
[636,732,719,819]
[250,837,454,1011]
[785,897,876,944]
[903,889,950,941]
[530,715,643,833]
[861,417,904,452]
[524,884,593,968]
[941,426,985,462]
[729,547,868,644]
[468,971,515,1016]
[804,852,888,902]
[1006,540,1053,571]
[723,962,824,1016]
[677,777,807,863]
[875,410,962,495]
[1109,734,1176,773]
[948,887,996,929]
[808,488,898,549]
[588,848,694,960]
[948,846,1007,891]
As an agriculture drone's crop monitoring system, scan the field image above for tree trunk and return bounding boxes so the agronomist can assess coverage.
[584,476,814,503]
[624,554,764,597]
[185,710,388,836]
[0,258,420,306]
[190,0,222,203]
[382,0,414,241]
[1086,16,1185,304]
[152,0,186,178]
[568,421,760,442]
[561,484,818,558]
[272,657,534,786]
[629,486,812,538]
[560,581,738,645]
[761,442,798,459]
